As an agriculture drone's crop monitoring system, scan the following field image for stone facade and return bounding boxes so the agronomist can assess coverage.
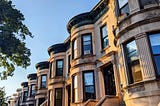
[9,0,160,106]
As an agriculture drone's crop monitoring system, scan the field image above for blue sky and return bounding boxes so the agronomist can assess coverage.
[0,0,99,96]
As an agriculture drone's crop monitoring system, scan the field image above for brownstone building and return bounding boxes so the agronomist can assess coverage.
[9,0,160,106]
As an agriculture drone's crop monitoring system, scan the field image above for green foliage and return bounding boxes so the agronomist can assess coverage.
[0,0,33,80]
[0,87,8,106]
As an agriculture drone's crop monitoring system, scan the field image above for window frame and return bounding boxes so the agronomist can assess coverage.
[54,88,63,106]
[56,59,64,76]
[123,39,142,84]
[82,71,96,101]
[148,32,160,77]
[82,33,93,55]
[117,0,130,16]
[72,74,78,103]
[49,62,53,78]
[23,91,28,102]
[30,84,36,97]
[41,74,47,88]
[100,24,109,49]
[68,55,71,74]
[72,39,77,59]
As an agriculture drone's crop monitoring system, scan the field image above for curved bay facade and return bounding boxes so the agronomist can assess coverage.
[9,0,160,106]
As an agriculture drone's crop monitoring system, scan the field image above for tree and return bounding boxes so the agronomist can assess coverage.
[0,87,8,106]
[0,0,33,80]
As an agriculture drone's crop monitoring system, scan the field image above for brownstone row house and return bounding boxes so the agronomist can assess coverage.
[9,0,160,106]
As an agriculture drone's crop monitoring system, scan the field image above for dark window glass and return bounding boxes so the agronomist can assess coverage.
[101,25,109,49]
[102,64,116,95]
[139,0,159,9]
[83,71,95,101]
[38,98,45,106]
[49,62,52,78]
[82,34,92,55]
[56,59,63,76]
[48,90,51,106]
[72,75,78,102]
[68,55,71,74]
[125,40,142,84]
[118,0,130,15]
[41,75,47,88]
[55,88,62,106]
[149,33,160,76]
[30,84,35,96]
[72,39,77,59]
[23,91,28,102]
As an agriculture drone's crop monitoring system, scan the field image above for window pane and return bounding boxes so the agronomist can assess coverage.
[56,60,63,76]
[102,26,108,38]
[31,85,35,96]
[103,37,109,48]
[84,73,94,85]
[120,3,130,15]
[101,25,108,48]
[149,33,160,75]
[83,35,92,55]
[139,0,158,8]
[74,75,77,88]
[118,0,128,8]
[149,34,160,54]
[41,75,46,88]
[83,72,95,101]
[73,75,78,102]
[125,40,142,84]
[55,88,62,106]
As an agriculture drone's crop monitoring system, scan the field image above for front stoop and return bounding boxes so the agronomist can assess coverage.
[96,95,120,106]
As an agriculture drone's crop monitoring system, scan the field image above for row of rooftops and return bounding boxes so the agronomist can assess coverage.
[67,0,108,33]
[21,61,49,87]
[13,0,107,100]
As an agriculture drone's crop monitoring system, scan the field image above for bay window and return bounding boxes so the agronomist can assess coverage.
[56,59,63,76]
[83,71,95,101]
[23,91,28,102]
[55,88,63,106]
[124,40,142,84]
[82,34,92,55]
[72,39,78,59]
[30,84,35,96]
[41,75,47,88]
[72,75,78,102]
[149,33,160,76]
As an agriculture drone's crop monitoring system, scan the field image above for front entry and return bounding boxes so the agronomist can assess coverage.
[102,63,116,95]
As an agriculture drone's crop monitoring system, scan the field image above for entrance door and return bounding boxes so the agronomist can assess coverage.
[102,63,116,95]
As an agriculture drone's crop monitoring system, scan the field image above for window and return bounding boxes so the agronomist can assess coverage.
[72,39,78,59]
[48,90,51,106]
[56,59,63,76]
[49,62,52,78]
[83,71,95,101]
[41,75,47,88]
[100,25,109,49]
[30,84,36,96]
[124,40,142,84]
[55,88,63,106]
[139,0,159,9]
[72,75,78,102]
[68,55,71,74]
[149,33,160,76]
[23,91,28,102]
[82,34,92,55]
[118,0,130,15]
